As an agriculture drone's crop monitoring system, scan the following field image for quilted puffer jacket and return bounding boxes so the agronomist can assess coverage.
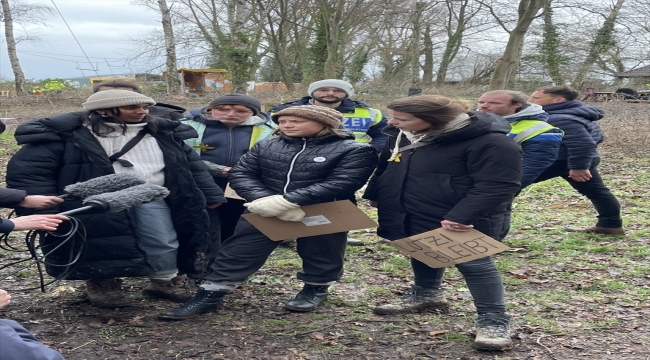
[229,132,378,205]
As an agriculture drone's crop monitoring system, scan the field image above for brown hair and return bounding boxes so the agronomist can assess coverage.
[387,95,470,131]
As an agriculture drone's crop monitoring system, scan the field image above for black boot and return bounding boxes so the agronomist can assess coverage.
[284,284,329,312]
[157,289,228,320]
[374,286,447,315]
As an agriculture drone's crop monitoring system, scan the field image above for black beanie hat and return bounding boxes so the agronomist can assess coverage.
[208,94,262,116]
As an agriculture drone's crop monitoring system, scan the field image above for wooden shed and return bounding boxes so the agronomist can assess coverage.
[165,68,230,93]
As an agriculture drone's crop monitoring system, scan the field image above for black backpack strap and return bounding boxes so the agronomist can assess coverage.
[108,128,148,167]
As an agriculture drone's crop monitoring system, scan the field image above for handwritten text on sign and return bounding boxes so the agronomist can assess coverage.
[388,228,510,268]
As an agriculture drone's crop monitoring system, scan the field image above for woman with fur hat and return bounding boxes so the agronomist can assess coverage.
[183,94,275,246]
[6,90,226,308]
[363,95,522,351]
[158,105,378,320]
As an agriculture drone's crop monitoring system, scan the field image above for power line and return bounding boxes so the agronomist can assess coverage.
[50,0,100,77]
[16,50,126,60]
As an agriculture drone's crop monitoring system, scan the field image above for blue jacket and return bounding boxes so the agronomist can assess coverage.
[502,104,563,188]
[184,108,275,188]
[269,97,388,151]
[542,101,604,170]
[0,188,27,233]
[0,319,65,360]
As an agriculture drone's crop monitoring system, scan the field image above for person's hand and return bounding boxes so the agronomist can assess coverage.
[276,208,306,222]
[19,195,64,209]
[441,220,473,232]
[207,203,222,209]
[0,289,11,309]
[10,214,69,231]
[221,167,232,178]
[369,200,378,208]
[568,169,592,182]
[244,195,300,217]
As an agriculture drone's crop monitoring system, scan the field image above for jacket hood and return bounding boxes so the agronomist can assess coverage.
[382,110,510,141]
[503,103,549,122]
[543,101,604,122]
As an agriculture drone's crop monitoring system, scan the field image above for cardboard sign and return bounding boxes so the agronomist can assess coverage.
[388,228,510,268]
[242,200,377,241]
[224,183,244,200]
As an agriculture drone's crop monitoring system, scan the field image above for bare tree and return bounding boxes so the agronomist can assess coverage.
[483,0,547,90]
[572,0,626,87]
[435,0,482,85]
[176,0,264,93]
[157,0,182,94]
[0,0,53,95]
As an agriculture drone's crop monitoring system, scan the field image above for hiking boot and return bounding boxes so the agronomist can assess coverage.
[474,313,513,351]
[144,275,197,302]
[374,286,447,315]
[284,284,329,312]
[565,226,625,235]
[157,289,228,320]
[346,237,364,246]
[85,279,132,308]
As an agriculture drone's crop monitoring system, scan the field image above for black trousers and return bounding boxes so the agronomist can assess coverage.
[204,216,348,284]
[532,157,622,228]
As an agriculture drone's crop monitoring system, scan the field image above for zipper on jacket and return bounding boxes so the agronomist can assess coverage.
[227,128,235,166]
[283,138,308,194]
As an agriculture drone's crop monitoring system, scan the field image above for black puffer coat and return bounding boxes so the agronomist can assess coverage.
[6,112,226,280]
[363,112,522,240]
[229,133,378,205]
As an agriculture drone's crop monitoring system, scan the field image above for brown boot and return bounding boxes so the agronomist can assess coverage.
[374,286,447,315]
[565,226,625,235]
[144,275,197,302]
[85,279,132,308]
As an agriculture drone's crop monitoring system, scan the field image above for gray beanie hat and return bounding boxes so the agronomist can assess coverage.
[83,90,156,111]
[308,79,354,98]
[272,105,344,129]
[208,94,262,116]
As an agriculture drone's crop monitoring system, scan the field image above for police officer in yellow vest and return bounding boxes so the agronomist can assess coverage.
[269,79,387,246]
[183,94,276,248]
[269,79,388,152]
[478,90,563,239]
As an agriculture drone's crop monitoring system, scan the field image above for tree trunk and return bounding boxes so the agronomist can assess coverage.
[436,0,471,85]
[488,0,547,90]
[421,24,434,86]
[318,0,342,78]
[157,0,181,94]
[228,0,253,93]
[572,0,625,88]
[1,0,27,96]
[410,2,424,88]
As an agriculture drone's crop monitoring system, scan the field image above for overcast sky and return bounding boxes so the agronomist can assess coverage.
[0,0,162,81]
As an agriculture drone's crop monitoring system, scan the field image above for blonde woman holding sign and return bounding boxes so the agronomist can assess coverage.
[363,95,522,351]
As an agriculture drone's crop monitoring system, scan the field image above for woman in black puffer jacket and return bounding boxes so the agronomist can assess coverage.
[6,90,225,308]
[159,105,378,320]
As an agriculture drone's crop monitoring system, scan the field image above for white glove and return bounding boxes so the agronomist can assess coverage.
[244,195,300,217]
[276,207,306,222]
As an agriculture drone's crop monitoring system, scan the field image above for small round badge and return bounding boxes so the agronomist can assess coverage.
[313,157,326,162]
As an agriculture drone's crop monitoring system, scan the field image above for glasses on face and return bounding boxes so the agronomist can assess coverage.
[212,108,253,116]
